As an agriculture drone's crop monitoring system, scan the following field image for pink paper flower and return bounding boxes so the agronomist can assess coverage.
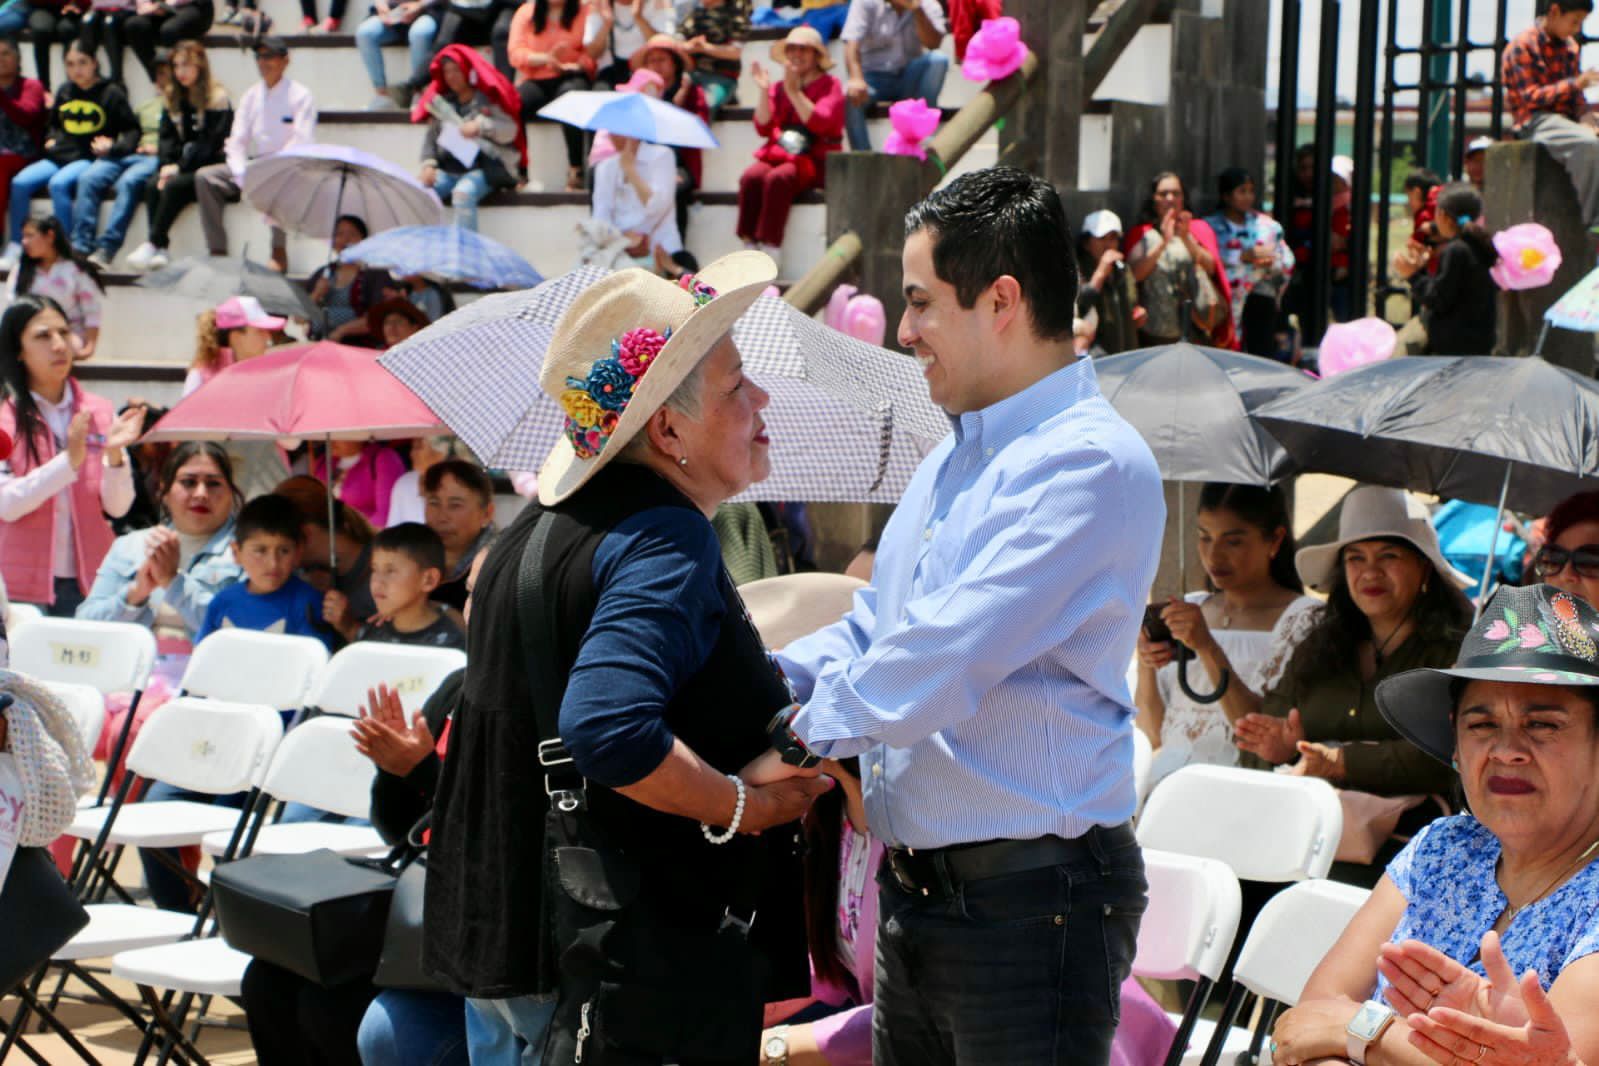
[883,98,942,161]
[1483,619,1511,641]
[1318,317,1396,377]
[1490,223,1562,291]
[1519,623,1549,649]
[961,17,1028,82]
[840,294,886,347]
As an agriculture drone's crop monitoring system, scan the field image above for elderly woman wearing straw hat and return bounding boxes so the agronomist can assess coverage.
[737,25,844,260]
[424,251,831,1066]
[1266,583,1599,1066]
[1234,487,1474,876]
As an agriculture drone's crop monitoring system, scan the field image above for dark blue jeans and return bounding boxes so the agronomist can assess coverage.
[871,824,1147,1066]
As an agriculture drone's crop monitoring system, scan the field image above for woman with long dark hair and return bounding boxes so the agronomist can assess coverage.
[0,294,142,615]
[1234,486,1474,881]
[508,0,602,189]
[78,441,242,643]
[6,216,104,359]
[1134,483,1319,784]
[1392,181,1499,356]
[1125,170,1234,347]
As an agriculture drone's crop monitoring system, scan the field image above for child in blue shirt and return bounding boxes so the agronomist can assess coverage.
[196,494,336,651]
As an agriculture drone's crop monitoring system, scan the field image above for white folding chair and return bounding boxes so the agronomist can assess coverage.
[200,715,385,858]
[42,680,107,757]
[1132,727,1154,811]
[11,618,158,805]
[181,629,332,712]
[5,601,44,632]
[1133,849,1242,1066]
[1196,879,1372,1066]
[1136,764,1344,882]
[1,698,282,1065]
[304,642,467,718]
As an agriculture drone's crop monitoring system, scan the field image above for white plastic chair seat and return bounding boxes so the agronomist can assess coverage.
[53,904,195,961]
[201,821,386,858]
[66,800,246,847]
[111,938,251,997]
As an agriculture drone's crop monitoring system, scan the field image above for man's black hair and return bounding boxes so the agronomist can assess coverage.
[234,494,306,545]
[902,166,1078,342]
[422,459,493,506]
[1402,168,1442,194]
[373,521,446,575]
[1550,0,1594,15]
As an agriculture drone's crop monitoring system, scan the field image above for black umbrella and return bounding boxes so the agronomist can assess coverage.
[136,254,316,322]
[1094,342,1312,488]
[1252,355,1599,608]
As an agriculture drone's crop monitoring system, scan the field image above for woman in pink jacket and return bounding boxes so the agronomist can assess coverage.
[0,294,143,615]
[311,440,406,530]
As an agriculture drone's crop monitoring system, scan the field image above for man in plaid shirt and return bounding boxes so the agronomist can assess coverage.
[1503,0,1599,225]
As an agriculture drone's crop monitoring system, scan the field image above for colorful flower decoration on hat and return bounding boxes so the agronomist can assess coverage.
[1490,223,1561,291]
[883,98,941,161]
[1478,591,1599,661]
[961,17,1028,83]
[560,276,721,460]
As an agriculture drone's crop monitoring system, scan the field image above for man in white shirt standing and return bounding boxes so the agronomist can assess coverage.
[196,36,316,273]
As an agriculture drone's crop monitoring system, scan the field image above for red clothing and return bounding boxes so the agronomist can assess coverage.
[413,43,528,170]
[507,1,597,82]
[0,381,115,604]
[669,75,711,187]
[1123,218,1237,349]
[0,75,47,154]
[949,0,1004,61]
[1503,22,1584,131]
[752,73,845,187]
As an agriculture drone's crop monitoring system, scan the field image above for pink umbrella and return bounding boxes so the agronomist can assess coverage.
[143,341,443,444]
[144,341,444,566]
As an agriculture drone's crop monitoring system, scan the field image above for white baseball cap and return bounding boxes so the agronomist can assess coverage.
[1331,155,1355,185]
[1466,135,1494,155]
[1080,209,1124,239]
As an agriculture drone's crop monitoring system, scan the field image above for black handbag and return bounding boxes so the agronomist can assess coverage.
[0,846,90,993]
[373,815,435,991]
[211,848,398,987]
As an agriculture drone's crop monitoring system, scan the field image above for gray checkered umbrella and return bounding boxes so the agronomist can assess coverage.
[377,268,947,502]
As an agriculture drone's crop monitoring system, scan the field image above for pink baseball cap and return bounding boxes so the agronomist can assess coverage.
[214,295,286,332]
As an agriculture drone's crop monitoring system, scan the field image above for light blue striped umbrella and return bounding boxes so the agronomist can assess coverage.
[536,91,720,149]
[339,225,543,291]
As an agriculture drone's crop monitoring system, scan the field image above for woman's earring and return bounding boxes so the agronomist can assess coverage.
[678,456,688,467]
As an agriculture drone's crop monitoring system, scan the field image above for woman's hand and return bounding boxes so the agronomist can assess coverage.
[323,588,350,628]
[420,162,437,187]
[740,774,834,834]
[1410,969,1578,1066]
[1135,625,1174,671]
[351,683,435,776]
[106,405,144,452]
[310,275,331,305]
[1234,707,1305,764]
[127,556,160,607]
[751,61,770,92]
[157,162,177,190]
[458,117,481,139]
[144,526,181,588]
[1271,1000,1358,1065]
[66,411,92,471]
[1382,933,1527,1028]
[1290,741,1347,782]
[1162,598,1217,658]
[758,1021,825,1065]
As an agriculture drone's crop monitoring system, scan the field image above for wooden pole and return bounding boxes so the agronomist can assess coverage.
[1083,0,1163,98]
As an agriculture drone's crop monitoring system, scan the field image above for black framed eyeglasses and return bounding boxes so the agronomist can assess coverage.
[1534,544,1599,580]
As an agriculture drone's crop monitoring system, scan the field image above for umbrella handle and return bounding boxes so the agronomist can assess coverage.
[1175,649,1230,705]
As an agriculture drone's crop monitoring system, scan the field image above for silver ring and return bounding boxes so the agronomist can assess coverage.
[1474,1044,1489,1063]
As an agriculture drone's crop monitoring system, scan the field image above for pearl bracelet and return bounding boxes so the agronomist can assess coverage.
[701,773,745,845]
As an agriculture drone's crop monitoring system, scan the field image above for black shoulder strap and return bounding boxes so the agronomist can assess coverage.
[515,509,585,809]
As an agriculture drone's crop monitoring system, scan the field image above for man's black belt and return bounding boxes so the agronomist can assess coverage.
[884,823,1137,898]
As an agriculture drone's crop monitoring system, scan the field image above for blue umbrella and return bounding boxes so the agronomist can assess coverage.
[339,225,543,290]
[536,90,720,149]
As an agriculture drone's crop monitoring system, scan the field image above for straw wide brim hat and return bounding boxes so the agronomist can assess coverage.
[1295,486,1473,608]
[739,572,866,650]
[537,250,776,506]
[771,26,834,69]
[630,33,692,72]
[1376,583,1599,765]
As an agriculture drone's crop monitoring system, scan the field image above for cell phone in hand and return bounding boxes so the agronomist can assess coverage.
[1142,604,1173,645]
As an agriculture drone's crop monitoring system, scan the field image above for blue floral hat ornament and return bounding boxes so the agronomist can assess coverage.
[536,251,776,506]
[1376,584,1599,764]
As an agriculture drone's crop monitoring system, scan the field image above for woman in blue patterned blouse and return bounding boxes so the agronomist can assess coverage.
[1268,582,1599,1066]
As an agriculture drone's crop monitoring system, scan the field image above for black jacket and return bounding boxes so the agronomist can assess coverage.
[157,93,232,173]
[45,78,138,165]
[1414,237,1498,356]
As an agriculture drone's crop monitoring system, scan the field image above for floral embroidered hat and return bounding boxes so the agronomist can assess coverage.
[536,251,775,506]
[1376,583,1599,764]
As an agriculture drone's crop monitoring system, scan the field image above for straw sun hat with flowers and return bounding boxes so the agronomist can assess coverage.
[537,251,776,506]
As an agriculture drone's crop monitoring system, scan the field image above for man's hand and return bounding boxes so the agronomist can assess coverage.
[846,77,870,108]
[420,162,437,187]
[741,747,822,786]
[352,683,436,776]
[740,775,834,834]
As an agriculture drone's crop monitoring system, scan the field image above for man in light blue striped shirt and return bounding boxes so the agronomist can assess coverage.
[759,168,1165,1065]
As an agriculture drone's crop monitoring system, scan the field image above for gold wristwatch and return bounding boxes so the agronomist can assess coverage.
[762,1024,791,1066]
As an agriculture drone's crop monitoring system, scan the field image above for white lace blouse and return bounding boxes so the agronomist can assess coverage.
[1149,592,1322,785]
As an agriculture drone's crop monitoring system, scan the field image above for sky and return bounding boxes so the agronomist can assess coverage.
[1265,0,1591,107]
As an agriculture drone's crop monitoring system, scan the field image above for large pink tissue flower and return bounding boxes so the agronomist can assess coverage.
[1318,317,1396,377]
[1490,223,1561,291]
[883,98,941,161]
[961,17,1028,82]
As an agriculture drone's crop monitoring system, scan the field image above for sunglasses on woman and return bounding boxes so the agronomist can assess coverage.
[1534,544,1599,579]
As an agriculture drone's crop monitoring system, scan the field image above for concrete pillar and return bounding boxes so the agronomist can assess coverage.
[1484,141,1594,373]
[1001,0,1086,187]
